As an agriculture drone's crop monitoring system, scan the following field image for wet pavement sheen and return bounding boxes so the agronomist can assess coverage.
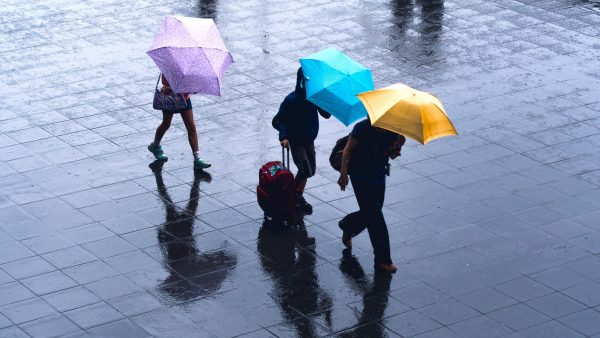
[1,0,600,337]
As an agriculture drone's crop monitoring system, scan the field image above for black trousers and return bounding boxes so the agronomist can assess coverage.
[340,176,391,264]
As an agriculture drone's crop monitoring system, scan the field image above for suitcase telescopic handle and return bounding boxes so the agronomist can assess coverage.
[282,145,290,169]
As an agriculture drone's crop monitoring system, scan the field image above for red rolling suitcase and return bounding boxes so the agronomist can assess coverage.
[257,147,296,223]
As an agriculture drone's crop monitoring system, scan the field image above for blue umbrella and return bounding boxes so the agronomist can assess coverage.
[300,48,374,126]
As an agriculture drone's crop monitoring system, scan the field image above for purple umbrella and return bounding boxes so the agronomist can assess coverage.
[147,15,233,95]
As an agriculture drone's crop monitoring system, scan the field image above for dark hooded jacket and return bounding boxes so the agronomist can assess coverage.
[272,68,331,145]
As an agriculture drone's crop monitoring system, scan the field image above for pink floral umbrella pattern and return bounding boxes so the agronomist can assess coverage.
[147,16,233,95]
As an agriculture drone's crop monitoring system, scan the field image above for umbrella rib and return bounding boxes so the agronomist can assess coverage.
[418,95,431,143]
[199,49,219,90]
[361,95,377,124]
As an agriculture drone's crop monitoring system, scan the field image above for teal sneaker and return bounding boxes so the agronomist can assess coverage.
[148,143,168,161]
[193,158,211,170]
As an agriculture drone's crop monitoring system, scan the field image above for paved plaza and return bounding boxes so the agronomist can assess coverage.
[1,0,600,337]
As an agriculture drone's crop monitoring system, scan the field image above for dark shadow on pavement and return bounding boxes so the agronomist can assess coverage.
[150,161,237,303]
[257,220,333,337]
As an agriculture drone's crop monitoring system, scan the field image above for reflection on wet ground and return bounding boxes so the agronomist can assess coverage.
[1,0,600,336]
[388,0,445,80]
[390,0,444,41]
[338,249,393,337]
[197,0,218,19]
[258,221,332,337]
[151,162,236,304]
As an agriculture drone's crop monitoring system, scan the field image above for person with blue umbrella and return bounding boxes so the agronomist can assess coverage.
[272,68,331,214]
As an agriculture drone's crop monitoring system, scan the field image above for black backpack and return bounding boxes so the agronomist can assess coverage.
[329,134,406,173]
[329,135,349,172]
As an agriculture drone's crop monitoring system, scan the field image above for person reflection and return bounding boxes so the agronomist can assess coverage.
[150,161,237,302]
[257,221,332,337]
[338,249,392,338]
[197,0,218,18]
[390,0,444,52]
[390,0,414,37]
[417,0,444,41]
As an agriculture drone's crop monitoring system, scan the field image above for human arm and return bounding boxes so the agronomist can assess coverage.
[272,101,289,147]
[338,136,358,191]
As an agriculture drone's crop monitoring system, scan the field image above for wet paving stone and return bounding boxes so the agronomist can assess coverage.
[21,271,78,296]
[526,292,587,319]
[1,256,56,280]
[558,308,600,337]
[84,318,151,338]
[20,233,75,256]
[489,303,551,332]
[19,314,83,338]
[41,246,97,270]
[0,282,35,308]
[450,315,513,337]
[1,0,600,336]
[0,326,29,338]
[0,297,57,325]
[0,313,10,329]
[384,310,443,337]
[42,286,101,313]
[64,302,124,329]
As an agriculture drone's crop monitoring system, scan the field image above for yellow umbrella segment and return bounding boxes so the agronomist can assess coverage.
[357,83,458,144]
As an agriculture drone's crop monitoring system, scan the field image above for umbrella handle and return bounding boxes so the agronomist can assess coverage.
[155,73,162,90]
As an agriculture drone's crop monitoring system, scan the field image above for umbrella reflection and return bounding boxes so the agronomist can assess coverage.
[257,221,333,337]
[150,161,237,303]
[338,249,392,338]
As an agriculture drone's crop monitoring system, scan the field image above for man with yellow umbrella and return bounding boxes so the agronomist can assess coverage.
[337,83,457,273]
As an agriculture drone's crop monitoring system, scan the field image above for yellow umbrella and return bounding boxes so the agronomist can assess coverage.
[357,83,458,144]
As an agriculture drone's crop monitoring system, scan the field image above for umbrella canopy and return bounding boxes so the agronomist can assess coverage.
[300,48,374,126]
[147,15,233,95]
[357,83,458,144]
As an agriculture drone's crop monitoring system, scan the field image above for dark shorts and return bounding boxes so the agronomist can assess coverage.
[163,98,192,114]
[290,141,316,178]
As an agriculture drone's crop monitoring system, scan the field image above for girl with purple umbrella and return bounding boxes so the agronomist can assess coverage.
[147,16,233,170]
[148,74,211,170]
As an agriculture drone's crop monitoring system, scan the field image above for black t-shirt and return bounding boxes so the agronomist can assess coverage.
[349,120,398,185]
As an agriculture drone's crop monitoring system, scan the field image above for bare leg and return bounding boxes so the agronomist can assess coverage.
[180,109,199,153]
[154,111,173,144]
[295,176,308,194]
